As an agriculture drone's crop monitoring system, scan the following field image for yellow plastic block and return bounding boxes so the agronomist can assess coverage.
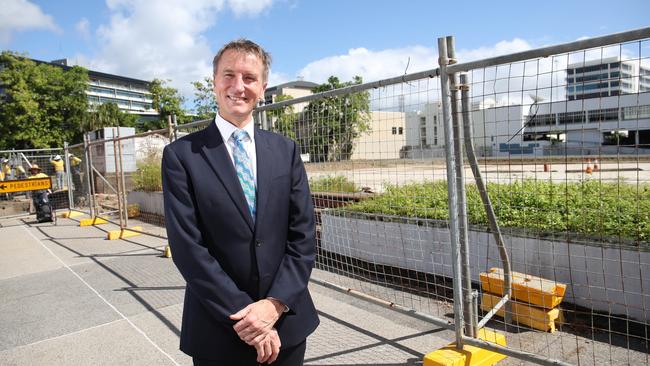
[79,217,108,226]
[481,292,560,333]
[59,211,84,218]
[107,226,143,240]
[423,329,507,366]
[480,268,566,309]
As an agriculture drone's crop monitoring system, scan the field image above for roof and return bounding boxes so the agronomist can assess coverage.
[265,80,319,93]
[30,58,152,86]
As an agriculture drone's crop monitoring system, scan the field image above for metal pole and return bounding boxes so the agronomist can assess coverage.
[117,128,128,227]
[83,134,95,217]
[112,128,124,229]
[459,73,513,327]
[438,36,464,349]
[64,142,74,210]
[447,36,475,339]
[168,115,173,144]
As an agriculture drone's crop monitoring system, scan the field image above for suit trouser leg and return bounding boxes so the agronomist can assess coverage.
[192,340,306,366]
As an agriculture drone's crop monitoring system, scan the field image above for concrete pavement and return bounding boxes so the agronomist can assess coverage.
[0,215,450,366]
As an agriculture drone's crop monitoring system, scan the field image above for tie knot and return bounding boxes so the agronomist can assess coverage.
[231,129,249,144]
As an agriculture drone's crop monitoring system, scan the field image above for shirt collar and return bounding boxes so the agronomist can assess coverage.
[214,113,255,143]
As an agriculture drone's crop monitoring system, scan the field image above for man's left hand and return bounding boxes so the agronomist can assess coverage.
[230,298,285,345]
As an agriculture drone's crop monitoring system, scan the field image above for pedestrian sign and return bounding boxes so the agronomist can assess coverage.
[0,177,52,193]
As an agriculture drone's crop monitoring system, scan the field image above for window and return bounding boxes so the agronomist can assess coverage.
[623,105,650,120]
[392,127,397,135]
[433,126,438,145]
[589,108,619,122]
[529,113,555,126]
[398,127,403,135]
[558,111,585,124]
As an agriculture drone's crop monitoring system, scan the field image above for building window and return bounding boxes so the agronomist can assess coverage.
[558,111,585,124]
[392,127,397,135]
[529,113,555,126]
[589,108,619,122]
[398,127,403,135]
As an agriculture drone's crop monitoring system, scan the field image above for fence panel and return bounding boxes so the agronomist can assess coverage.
[445,34,650,364]
[0,148,68,221]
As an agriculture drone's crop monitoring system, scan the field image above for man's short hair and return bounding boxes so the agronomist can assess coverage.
[212,39,272,82]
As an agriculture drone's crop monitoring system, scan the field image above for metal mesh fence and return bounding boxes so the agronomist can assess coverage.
[0,148,68,221]
[450,36,650,365]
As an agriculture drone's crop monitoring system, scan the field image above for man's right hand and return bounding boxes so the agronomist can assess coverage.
[253,328,281,364]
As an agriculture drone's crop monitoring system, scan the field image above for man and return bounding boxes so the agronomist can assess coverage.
[162,39,319,365]
[50,154,64,190]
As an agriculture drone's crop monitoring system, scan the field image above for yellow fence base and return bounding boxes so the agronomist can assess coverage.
[107,226,143,240]
[59,211,84,219]
[481,293,560,333]
[480,268,566,309]
[79,217,108,226]
[423,329,507,366]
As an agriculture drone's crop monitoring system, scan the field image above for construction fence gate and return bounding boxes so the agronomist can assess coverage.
[7,26,648,365]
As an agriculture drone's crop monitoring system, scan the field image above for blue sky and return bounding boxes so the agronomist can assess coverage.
[1,0,649,104]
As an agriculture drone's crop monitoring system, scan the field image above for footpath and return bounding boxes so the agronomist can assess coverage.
[0,215,452,365]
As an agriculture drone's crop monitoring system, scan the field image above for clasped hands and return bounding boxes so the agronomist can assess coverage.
[230,298,285,364]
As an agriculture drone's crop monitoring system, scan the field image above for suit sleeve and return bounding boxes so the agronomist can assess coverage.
[266,141,316,311]
[162,145,253,322]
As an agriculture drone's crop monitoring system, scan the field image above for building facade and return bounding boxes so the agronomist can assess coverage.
[47,59,158,119]
[566,57,650,100]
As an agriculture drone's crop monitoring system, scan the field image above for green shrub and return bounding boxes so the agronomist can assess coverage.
[309,175,357,193]
[346,180,650,243]
[132,161,162,192]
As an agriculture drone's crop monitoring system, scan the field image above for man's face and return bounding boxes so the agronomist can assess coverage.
[213,50,267,127]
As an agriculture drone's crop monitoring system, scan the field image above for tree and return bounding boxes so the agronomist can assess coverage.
[83,102,139,132]
[304,76,370,162]
[268,94,296,139]
[149,78,186,130]
[191,76,217,120]
[0,51,89,149]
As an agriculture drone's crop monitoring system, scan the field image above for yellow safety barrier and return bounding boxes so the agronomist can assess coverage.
[107,226,143,240]
[480,268,566,309]
[423,328,507,366]
[79,217,108,226]
[481,292,561,333]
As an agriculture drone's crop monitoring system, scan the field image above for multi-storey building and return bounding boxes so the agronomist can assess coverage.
[46,59,158,119]
[566,57,650,100]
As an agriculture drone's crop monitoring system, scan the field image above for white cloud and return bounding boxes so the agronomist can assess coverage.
[0,0,59,45]
[227,0,273,16]
[298,39,535,86]
[78,0,274,105]
[75,18,91,40]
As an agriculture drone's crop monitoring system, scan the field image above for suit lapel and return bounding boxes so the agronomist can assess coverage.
[254,128,272,231]
[200,122,254,231]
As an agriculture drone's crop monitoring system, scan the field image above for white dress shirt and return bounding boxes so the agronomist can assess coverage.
[214,114,257,187]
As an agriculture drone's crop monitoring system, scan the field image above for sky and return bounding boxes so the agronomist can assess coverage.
[1,0,649,109]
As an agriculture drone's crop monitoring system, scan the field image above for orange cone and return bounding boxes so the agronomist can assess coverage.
[593,159,599,171]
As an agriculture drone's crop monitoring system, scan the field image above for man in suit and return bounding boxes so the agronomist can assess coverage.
[162,39,319,365]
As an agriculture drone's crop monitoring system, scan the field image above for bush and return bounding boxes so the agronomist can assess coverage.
[132,161,162,192]
[309,175,357,193]
[346,180,650,243]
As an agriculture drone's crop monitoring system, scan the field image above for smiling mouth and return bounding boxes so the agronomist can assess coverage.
[228,96,248,102]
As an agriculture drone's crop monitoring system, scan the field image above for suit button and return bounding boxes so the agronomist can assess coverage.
[255,240,262,247]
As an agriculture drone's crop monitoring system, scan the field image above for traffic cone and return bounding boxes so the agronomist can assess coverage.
[164,245,172,258]
[593,159,599,171]
[585,160,593,174]
[544,163,550,172]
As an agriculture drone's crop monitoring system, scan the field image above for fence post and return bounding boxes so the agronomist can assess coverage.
[116,128,128,228]
[168,115,174,144]
[447,36,475,339]
[438,36,464,348]
[112,128,124,229]
[83,134,95,218]
[64,141,74,211]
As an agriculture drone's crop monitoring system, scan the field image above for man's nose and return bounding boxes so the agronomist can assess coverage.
[231,75,245,92]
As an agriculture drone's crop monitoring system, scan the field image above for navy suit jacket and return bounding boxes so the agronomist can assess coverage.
[162,121,319,359]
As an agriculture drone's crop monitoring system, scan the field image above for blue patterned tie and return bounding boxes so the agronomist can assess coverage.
[230,129,256,221]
